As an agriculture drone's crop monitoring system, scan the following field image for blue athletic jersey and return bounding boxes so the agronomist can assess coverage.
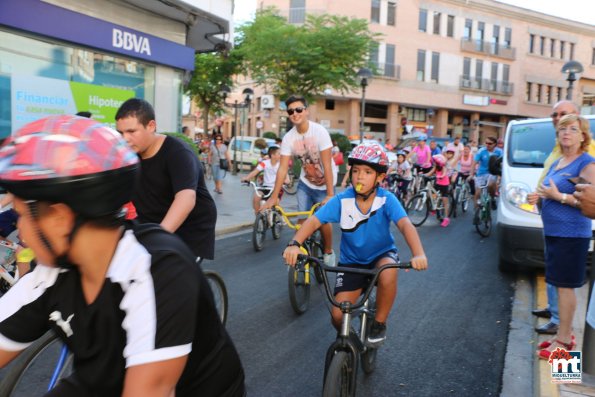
[474,147,502,176]
[314,187,407,264]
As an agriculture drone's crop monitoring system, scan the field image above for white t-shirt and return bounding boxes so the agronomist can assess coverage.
[256,159,280,187]
[281,121,333,190]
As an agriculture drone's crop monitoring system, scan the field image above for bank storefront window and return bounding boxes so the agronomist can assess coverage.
[0,29,155,137]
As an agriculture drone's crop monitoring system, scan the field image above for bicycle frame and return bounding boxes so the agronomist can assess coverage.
[295,255,412,394]
[416,178,442,212]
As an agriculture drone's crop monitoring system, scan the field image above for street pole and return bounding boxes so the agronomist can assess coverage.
[566,74,575,101]
[359,84,366,143]
[232,100,238,175]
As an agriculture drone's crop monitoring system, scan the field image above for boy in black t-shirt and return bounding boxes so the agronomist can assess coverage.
[116,98,217,259]
[0,115,244,396]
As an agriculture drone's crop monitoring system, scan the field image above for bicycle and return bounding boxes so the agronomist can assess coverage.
[385,174,409,207]
[196,257,228,326]
[276,203,324,314]
[243,181,283,251]
[449,174,471,218]
[405,176,453,227]
[282,165,298,195]
[474,182,492,237]
[294,254,412,397]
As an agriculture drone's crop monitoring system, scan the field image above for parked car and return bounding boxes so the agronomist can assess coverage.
[228,136,276,170]
[496,115,595,272]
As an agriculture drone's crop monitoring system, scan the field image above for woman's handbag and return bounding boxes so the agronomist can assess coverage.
[216,145,229,170]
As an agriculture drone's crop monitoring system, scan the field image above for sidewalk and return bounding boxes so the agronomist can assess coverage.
[211,170,299,237]
[502,274,595,397]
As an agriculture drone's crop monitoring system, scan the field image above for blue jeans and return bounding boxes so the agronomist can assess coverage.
[547,282,560,325]
[296,180,329,211]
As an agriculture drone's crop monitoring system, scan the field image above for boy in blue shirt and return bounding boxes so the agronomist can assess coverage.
[283,143,428,346]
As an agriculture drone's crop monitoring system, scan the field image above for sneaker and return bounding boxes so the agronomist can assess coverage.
[323,250,336,267]
[367,320,387,347]
[440,217,450,227]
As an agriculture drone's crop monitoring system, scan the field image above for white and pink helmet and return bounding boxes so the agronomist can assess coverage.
[348,143,388,173]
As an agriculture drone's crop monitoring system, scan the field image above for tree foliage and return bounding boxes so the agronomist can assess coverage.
[235,8,379,103]
[185,52,242,135]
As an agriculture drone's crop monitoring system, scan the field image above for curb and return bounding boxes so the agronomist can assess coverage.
[501,273,534,397]
[215,222,253,238]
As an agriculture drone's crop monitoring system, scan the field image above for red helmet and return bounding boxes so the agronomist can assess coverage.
[432,154,446,167]
[0,115,139,218]
[348,142,388,173]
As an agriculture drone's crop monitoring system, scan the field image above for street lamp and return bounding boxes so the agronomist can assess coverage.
[561,60,583,101]
[357,67,372,143]
[220,85,254,175]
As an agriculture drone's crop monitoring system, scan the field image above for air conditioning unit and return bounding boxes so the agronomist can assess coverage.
[261,95,274,109]
[462,79,471,88]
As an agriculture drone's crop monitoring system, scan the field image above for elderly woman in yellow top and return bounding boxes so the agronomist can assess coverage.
[528,114,595,360]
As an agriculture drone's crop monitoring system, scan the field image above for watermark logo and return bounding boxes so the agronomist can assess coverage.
[549,348,581,383]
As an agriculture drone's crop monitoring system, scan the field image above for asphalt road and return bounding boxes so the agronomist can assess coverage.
[211,209,515,397]
[0,208,515,397]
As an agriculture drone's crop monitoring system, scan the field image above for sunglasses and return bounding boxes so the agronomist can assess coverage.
[287,107,306,116]
[215,138,222,141]
[485,141,496,146]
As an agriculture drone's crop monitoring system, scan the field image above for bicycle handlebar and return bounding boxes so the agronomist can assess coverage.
[294,254,412,311]
[275,203,321,230]
[242,180,273,199]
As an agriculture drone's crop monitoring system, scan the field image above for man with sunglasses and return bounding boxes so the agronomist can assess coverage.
[472,136,501,218]
[263,95,336,266]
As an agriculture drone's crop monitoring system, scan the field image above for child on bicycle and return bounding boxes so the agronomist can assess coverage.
[0,115,245,397]
[392,150,412,201]
[425,154,451,227]
[283,142,427,347]
[241,145,288,214]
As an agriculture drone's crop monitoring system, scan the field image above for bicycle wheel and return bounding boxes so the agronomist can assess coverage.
[0,331,73,396]
[360,297,377,374]
[271,211,282,240]
[460,185,470,213]
[203,270,228,325]
[287,265,311,314]
[322,351,356,397]
[449,188,459,218]
[282,174,298,195]
[252,213,266,251]
[307,231,324,284]
[476,205,492,237]
[406,193,429,227]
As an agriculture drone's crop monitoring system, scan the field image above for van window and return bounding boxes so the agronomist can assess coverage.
[508,119,595,167]
[508,121,553,167]
[232,139,252,153]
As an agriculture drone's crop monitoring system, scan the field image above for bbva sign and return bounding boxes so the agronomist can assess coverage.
[112,28,152,56]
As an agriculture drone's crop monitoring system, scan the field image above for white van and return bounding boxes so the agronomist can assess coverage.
[496,115,595,272]
[228,136,276,170]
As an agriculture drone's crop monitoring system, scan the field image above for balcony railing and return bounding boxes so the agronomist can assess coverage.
[460,75,514,95]
[371,62,401,80]
[460,38,516,60]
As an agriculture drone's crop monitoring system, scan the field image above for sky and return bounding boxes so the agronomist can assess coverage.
[233,0,595,26]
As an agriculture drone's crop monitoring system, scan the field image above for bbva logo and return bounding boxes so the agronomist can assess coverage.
[112,28,152,56]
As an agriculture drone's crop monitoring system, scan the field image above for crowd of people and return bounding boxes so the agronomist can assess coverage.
[0,93,592,395]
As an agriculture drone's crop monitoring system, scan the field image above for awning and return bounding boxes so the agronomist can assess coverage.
[120,0,231,53]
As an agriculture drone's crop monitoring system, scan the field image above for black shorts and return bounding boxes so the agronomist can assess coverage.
[434,183,450,196]
[334,250,399,294]
[259,188,283,201]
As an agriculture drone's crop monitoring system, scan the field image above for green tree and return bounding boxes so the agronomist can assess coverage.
[235,8,379,103]
[185,52,241,136]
